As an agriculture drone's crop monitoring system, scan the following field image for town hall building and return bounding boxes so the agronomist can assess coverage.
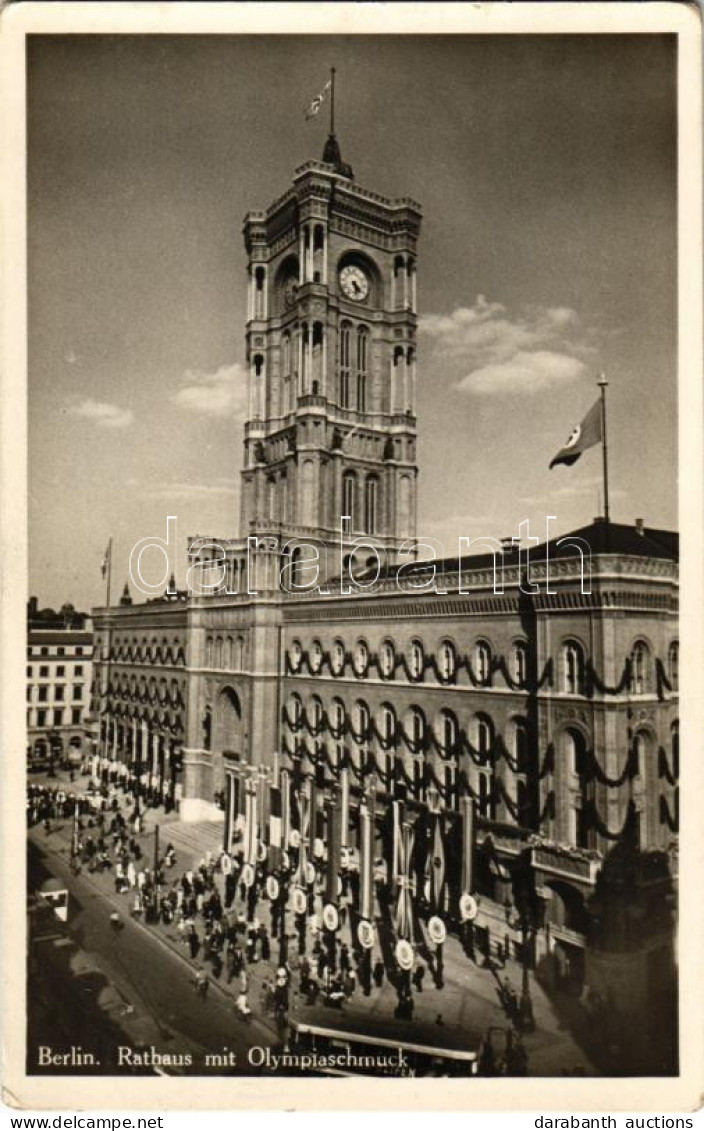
[90,132,679,1035]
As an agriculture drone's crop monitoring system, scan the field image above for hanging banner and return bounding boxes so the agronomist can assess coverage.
[293,778,312,888]
[394,816,416,945]
[281,768,291,850]
[359,784,376,921]
[461,794,476,896]
[428,812,447,915]
[325,790,342,904]
[340,767,350,849]
[244,776,258,867]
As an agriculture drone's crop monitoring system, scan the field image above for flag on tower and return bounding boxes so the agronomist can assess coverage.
[304,78,332,120]
[101,538,112,578]
[549,397,603,469]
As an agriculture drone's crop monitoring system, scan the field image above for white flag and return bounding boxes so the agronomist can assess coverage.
[304,79,332,120]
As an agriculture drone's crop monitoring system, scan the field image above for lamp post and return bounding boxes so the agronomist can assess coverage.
[504,874,539,1033]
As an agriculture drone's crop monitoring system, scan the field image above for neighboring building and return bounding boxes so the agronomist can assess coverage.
[27,597,94,765]
[91,134,678,1020]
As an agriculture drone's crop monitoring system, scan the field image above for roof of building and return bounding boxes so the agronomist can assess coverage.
[28,631,93,645]
[362,519,678,583]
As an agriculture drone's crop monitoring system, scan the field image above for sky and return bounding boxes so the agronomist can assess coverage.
[27,33,677,610]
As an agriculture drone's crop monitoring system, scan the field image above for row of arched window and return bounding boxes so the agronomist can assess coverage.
[342,471,379,534]
[204,634,245,671]
[109,635,187,667]
[286,635,679,694]
[339,322,369,411]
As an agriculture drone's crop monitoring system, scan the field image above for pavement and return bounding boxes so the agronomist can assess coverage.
[28,769,599,1076]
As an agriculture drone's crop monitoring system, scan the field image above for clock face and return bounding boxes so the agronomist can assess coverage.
[339,264,370,302]
[283,277,299,308]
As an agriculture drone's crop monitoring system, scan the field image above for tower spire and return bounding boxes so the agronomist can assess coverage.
[321,67,353,179]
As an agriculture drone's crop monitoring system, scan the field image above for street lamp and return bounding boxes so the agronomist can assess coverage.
[504,879,539,1032]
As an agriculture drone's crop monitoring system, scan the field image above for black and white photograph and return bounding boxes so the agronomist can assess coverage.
[3,1,703,1111]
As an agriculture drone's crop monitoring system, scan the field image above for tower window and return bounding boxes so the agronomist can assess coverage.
[364,475,378,534]
[630,640,651,695]
[356,325,369,411]
[668,641,679,691]
[342,471,357,529]
[340,322,351,407]
[563,639,586,695]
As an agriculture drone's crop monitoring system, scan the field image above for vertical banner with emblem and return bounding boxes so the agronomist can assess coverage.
[359,784,375,921]
[294,776,311,886]
[428,812,447,915]
[340,767,350,849]
[281,768,291,849]
[268,780,282,871]
[461,794,476,895]
[394,816,416,944]
[244,775,258,867]
[325,788,342,904]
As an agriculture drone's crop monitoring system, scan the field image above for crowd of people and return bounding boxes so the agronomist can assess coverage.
[28,772,531,1074]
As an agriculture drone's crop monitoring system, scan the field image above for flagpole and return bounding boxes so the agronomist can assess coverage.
[106,537,112,607]
[597,374,610,523]
[330,66,336,135]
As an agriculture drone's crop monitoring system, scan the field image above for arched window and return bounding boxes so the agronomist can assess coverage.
[356,325,369,410]
[668,641,679,691]
[436,709,458,754]
[332,639,346,675]
[512,718,529,774]
[474,640,492,685]
[354,700,370,742]
[354,639,369,676]
[235,636,244,671]
[289,639,303,672]
[439,639,456,682]
[476,714,494,764]
[379,640,395,679]
[330,699,346,738]
[224,637,233,669]
[513,641,529,689]
[364,475,378,534]
[409,639,424,681]
[671,720,679,779]
[267,476,277,522]
[205,635,213,667]
[340,321,351,407]
[477,772,492,818]
[563,728,593,849]
[407,706,425,752]
[288,693,302,727]
[310,640,323,672]
[342,471,357,529]
[309,695,323,732]
[563,639,586,695]
[630,640,651,695]
[380,703,396,747]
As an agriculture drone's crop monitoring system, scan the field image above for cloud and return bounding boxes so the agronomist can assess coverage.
[171,363,248,420]
[142,477,238,502]
[66,399,134,429]
[458,350,585,395]
[420,295,588,396]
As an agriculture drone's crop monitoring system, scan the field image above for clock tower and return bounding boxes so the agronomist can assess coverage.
[240,132,422,584]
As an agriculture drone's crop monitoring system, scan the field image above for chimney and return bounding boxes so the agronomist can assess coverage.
[635,517,645,536]
[500,537,513,552]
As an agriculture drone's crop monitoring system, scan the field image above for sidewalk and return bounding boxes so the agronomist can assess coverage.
[29,770,597,1075]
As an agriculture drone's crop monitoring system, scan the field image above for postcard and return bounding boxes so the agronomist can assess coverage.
[1,0,702,1112]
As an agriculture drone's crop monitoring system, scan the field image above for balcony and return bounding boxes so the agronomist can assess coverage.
[530,840,602,885]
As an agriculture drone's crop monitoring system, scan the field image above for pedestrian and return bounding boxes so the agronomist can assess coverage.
[340,943,351,973]
[412,963,426,992]
[195,969,209,998]
[373,960,385,988]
